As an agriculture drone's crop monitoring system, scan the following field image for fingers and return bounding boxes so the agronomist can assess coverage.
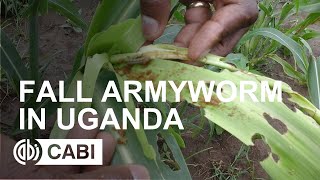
[97,132,116,165]
[67,112,100,139]
[179,0,212,6]
[82,132,116,172]
[140,0,171,41]
[0,134,37,178]
[188,1,258,60]
[175,24,202,47]
[211,28,249,56]
[69,165,150,179]
[174,7,211,47]
[48,113,101,174]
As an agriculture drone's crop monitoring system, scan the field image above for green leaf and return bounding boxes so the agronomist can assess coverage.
[23,0,48,16]
[240,28,308,73]
[84,0,140,52]
[87,44,157,160]
[51,62,191,179]
[170,2,185,23]
[92,70,192,180]
[53,15,158,162]
[155,24,183,44]
[116,58,320,179]
[277,2,294,26]
[50,72,83,138]
[299,2,320,13]
[144,100,186,148]
[70,0,141,81]
[48,0,88,31]
[224,53,249,70]
[169,129,186,148]
[13,95,61,137]
[259,3,272,17]
[116,72,157,160]
[66,46,85,89]
[28,0,40,91]
[38,0,48,15]
[308,56,320,109]
[294,0,300,13]
[301,30,320,40]
[173,11,184,23]
[268,54,305,82]
[73,52,157,161]
[51,12,192,177]
[87,18,145,56]
[191,109,206,137]
[287,13,320,35]
[0,29,29,93]
[51,54,109,139]
[294,37,320,109]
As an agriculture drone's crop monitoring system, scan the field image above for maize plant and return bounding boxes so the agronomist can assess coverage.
[48,10,320,179]
[1,0,319,179]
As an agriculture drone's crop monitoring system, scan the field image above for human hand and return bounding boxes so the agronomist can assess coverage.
[0,114,149,179]
[140,0,258,60]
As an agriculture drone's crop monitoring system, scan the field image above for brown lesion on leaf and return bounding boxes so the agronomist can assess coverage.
[117,137,127,144]
[205,81,219,93]
[227,106,241,117]
[211,96,221,106]
[113,127,127,144]
[263,113,288,135]
[115,64,134,75]
[251,134,271,162]
[284,92,318,119]
[252,135,280,163]
[198,96,221,108]
[121,68,159,82]
[272,153,279,163]
[282,93,298,112]
[139,59,153,67]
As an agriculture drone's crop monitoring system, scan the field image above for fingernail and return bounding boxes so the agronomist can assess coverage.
[129,165,150,179]
[142,15,159,40]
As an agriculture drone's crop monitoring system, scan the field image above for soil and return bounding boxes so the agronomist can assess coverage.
[0,0,99,137]
[1,1,319,179]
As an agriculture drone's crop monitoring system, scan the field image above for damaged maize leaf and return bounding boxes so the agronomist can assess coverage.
[112,44,320,179]
[51,18,191,179]
[51,15,320,179]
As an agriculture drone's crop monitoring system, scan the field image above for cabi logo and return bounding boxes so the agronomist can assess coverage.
[13,139,103,165]
[13,139,42,165]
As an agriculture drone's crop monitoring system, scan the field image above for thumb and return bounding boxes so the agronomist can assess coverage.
[140,0,171,41]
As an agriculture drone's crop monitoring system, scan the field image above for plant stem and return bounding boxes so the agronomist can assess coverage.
[28,0,41,139]
[110,44,238,71]
[202,54,238,71]
[29,0,40,92]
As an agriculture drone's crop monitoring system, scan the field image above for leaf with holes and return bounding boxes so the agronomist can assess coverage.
[114,46,320,179]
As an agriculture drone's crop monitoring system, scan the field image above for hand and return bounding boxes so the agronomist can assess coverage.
[0,114,149,179]
[140,0,258,60]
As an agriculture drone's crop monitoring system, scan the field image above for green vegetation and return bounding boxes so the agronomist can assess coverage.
[1,0,319,179]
